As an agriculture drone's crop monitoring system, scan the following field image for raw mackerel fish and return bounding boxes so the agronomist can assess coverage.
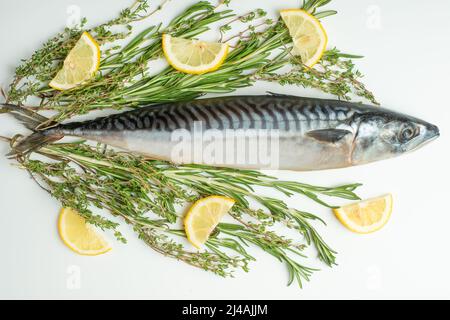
[9,94,439,171]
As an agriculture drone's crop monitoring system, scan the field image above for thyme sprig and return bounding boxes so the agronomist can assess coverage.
[13,140,360,286]
[7,0,377,123]
[8,0,157,104]
[257,48,379,105]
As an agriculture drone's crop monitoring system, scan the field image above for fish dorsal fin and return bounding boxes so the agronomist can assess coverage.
[306,129,352,143]
[266,92,299,98]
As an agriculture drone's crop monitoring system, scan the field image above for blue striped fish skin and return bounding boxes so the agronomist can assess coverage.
[59,96,355,132]
[47,95,439,171]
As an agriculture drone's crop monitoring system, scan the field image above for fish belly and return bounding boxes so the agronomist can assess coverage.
[278,134,353,170]
[84,129,354,171]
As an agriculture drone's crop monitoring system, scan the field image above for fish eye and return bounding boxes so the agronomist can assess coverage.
[399,125,418,143]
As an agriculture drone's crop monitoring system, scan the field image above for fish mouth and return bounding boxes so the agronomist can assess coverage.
[424,123,440,143]
[427,131,439,142]
[429,124,440,139]
[408,123,440,153]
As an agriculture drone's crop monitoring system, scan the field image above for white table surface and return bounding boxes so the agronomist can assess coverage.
[1,0,449,300]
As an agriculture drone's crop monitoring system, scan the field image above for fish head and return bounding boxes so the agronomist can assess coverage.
[351,110,439,165]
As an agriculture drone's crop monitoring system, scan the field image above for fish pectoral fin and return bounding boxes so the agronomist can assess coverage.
[306,129,352,144]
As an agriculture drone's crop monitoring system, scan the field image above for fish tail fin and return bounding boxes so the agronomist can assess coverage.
[1,103,50,130]
[7,131,63,157]
[1,103,63,156]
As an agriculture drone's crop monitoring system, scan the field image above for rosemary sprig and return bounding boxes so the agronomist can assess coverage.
[6,0,377,123]
[7,0,156,104]
[9,139,361,287]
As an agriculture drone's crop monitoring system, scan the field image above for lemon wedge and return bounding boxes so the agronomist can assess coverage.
[333,194,393,234]
[184,195,235,248]
[280,9,328,67]
[162,34,229,74]
[49,31,100,90]
[58,207,111,255]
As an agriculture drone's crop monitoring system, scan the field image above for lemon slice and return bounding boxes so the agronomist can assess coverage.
[280,9,328,67]
[58,207,111,255]
[162,34,229,74]
[184,195,235,248]
[49,31,100,90]
[333,194,393,234]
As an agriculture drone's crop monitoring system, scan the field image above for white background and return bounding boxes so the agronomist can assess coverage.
[0,0,449,299]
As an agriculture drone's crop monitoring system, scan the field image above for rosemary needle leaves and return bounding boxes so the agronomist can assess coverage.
[7,0,377,121]
[21,141,360,287]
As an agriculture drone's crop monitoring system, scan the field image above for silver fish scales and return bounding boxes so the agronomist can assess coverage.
[7,94,439,171]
